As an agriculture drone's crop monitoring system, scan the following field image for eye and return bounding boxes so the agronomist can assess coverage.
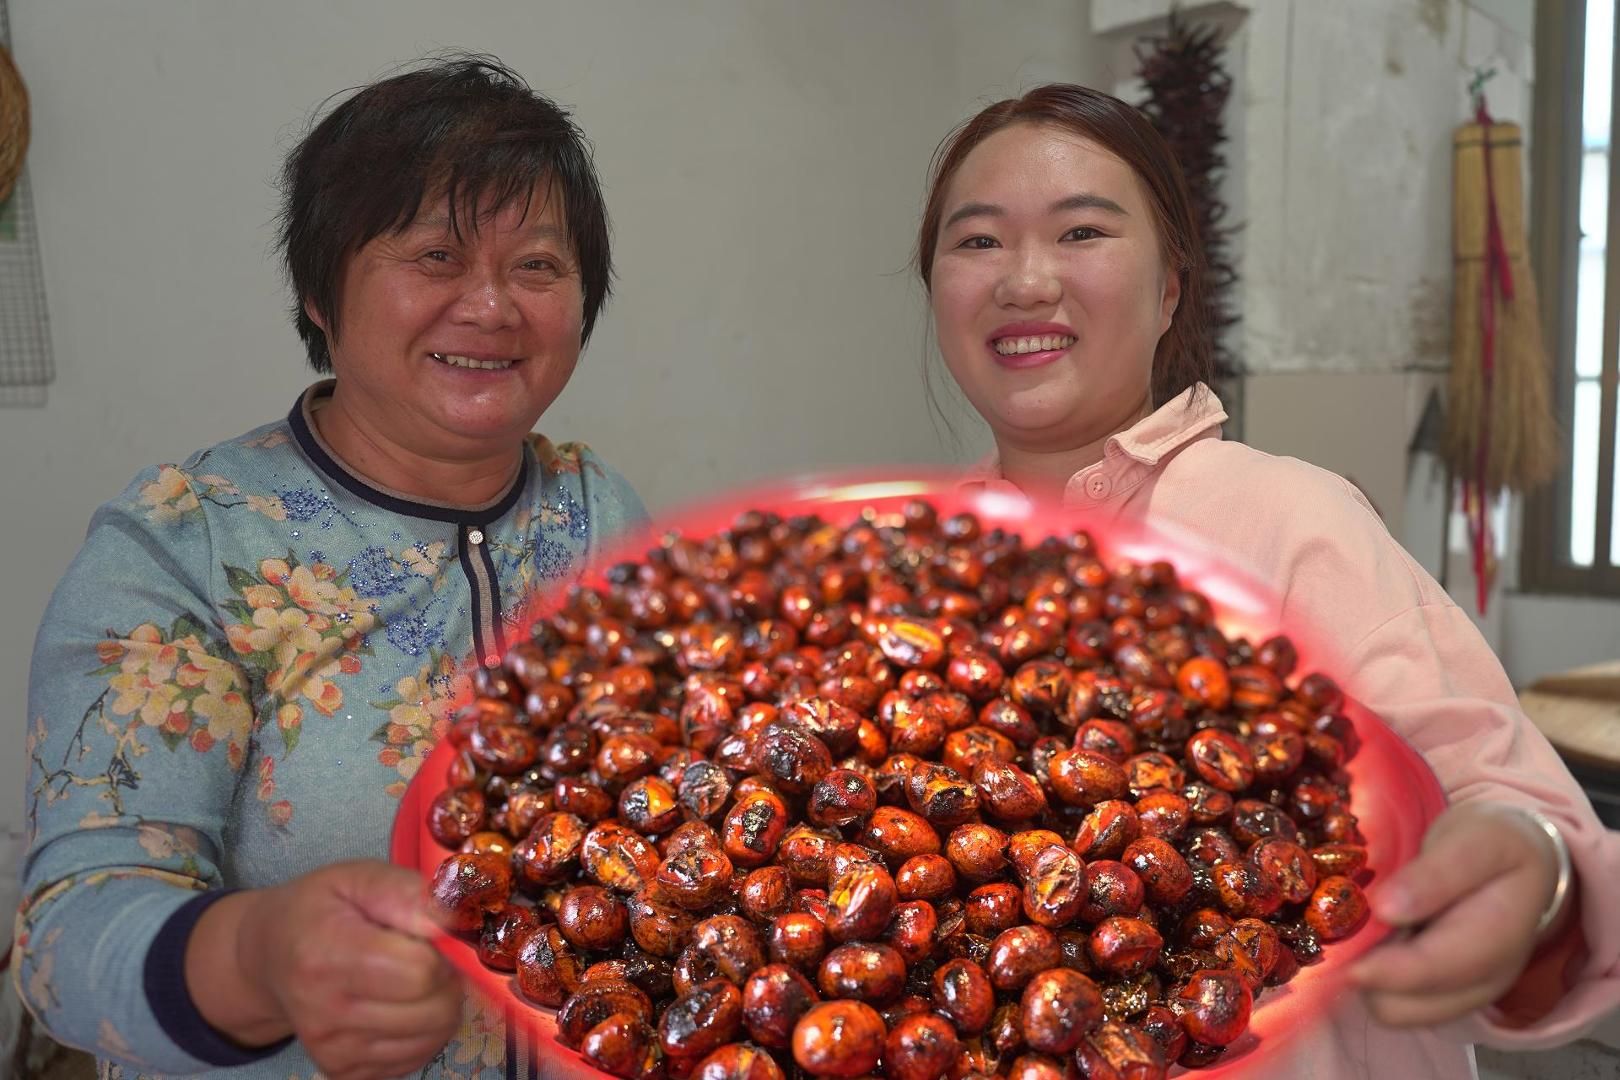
[955,235,999,250]
[1062,226,1104,242]
[520,258,559,274]
[421,249,452,263]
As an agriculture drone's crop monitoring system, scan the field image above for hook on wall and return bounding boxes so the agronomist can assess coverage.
[1468,64,1498,114]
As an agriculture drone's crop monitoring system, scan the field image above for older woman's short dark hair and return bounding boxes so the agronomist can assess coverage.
[278,55,613,372]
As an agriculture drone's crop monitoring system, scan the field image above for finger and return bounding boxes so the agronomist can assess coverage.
[317,1032,456,1080]
[341,927,458,1003]
[305,1002,461,1080]
[1363,980,1510,1029]
[1352,875,1538,994]
[354,1034,457,1080]
[331,990,465,1046]
[1372,819,1525,927]
[331,860,440,939]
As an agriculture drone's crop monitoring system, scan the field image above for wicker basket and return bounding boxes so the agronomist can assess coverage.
[0,44,29,205]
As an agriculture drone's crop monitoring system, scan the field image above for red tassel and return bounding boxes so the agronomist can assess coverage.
[1465,98,1511,616]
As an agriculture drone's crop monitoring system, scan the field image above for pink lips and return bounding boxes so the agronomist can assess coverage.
[988,321,1076,371]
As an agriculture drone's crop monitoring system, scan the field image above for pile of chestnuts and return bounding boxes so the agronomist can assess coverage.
[426,502,1371,1079]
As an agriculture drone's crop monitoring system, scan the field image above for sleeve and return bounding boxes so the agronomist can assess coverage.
[1276,471,1620,1048]
[1342,602,1620,1049]
[11,466,290,1072]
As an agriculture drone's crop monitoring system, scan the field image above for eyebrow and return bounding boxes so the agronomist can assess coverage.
[943,192,1130,229]
[402,214,567,241]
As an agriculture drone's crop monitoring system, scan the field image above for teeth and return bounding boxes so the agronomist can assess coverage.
[994,334,1077,356]
[433,353,514,370]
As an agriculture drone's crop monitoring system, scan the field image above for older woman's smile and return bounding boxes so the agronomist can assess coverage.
[430,352,520,371]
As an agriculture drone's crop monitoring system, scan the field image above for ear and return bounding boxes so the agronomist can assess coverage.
[303,297,329,335]
[1159,267,1181,335]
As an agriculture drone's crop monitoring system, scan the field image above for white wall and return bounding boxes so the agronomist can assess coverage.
[0,1,1101,831]
[1101,0,1523,381]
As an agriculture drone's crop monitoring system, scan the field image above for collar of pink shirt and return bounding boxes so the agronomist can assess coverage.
[959,383,1229,507]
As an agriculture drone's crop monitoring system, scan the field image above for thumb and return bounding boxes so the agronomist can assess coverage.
[327,860,441,940]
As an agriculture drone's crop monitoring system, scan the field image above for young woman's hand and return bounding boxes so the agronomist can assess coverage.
[188,860,463,1080]
[1351,802,1564,1027]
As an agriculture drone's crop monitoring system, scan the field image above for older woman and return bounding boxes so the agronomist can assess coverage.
[15,57,645,1080]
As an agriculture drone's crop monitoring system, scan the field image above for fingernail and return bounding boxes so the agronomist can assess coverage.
[1370,884,1410,923]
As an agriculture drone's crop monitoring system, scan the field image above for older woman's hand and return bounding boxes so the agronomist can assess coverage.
[189,860,463,1080]
[1350,802,1564,1027]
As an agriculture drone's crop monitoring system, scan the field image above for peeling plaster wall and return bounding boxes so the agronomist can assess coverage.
[1094,0,1531,378]
[1091,1,1586,665]
[1240,0,1528,378]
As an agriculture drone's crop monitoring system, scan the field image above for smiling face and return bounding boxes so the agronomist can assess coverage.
[309,183,583,465]
[929,122,1180,454]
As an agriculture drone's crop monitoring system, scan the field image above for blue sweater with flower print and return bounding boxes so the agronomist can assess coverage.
[12,382,649,1079]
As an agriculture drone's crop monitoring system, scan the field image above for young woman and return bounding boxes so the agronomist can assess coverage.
[919,84,1619,1077]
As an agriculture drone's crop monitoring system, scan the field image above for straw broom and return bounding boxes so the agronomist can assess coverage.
[1447,119,1560,495]
[1447,116,1561,612]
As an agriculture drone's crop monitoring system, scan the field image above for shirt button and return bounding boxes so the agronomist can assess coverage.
[1085,474,1112,499]
[468,528,485,545]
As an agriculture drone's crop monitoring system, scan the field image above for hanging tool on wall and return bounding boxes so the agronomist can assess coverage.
[1447,68,1560,614]
[0,41,27,206]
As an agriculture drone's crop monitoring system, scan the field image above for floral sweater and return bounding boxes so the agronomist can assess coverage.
[11,382,649,1079]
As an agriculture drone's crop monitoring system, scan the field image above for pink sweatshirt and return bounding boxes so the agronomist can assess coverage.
[963,385,1620,1078]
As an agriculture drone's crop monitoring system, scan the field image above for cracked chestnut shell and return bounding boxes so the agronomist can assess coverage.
[659,978,744,1061]
[791,1000,885,1078]
[885,1012,961,1080]
[1020,967,1104,1055]
[430,851,511,933]
[740,962,819,1049]
[1176,968,1252,1047]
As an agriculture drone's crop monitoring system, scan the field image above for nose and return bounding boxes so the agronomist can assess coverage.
[993,246,1062,310]
[450,269,521,332]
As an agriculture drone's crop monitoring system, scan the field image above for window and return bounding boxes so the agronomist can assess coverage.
[1524,0,1620,593]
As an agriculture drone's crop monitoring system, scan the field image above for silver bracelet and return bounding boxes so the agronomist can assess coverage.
[1493,805,1574,940]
